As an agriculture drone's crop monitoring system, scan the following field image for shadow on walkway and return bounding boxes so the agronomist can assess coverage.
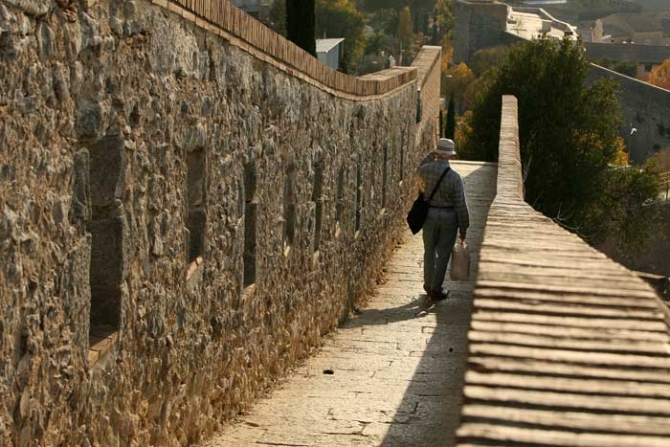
[376,162,495,447]
[344,296,439,329]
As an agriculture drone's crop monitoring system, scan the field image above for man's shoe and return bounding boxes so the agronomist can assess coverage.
[430,290,449,301]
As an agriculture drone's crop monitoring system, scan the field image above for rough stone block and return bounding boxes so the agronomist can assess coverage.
[89,136,126,209]
[75,100,104,139]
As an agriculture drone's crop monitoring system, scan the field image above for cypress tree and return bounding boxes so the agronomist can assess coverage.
[286,0,316,57]
[439,108,444,137]
[445,94,456,139]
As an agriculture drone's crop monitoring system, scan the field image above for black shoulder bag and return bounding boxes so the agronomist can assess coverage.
[406,167,450,235]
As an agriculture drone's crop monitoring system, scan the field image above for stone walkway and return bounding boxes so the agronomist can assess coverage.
[202,162,496,447]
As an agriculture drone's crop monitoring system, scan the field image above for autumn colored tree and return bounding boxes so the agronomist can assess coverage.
[648,59,670,90]
[612,137,629,167]
[442,62,476,110]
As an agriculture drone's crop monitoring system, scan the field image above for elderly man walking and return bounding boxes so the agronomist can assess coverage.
[418,138,470,300]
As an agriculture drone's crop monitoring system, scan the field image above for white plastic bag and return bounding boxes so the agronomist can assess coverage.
[451,241,470,281]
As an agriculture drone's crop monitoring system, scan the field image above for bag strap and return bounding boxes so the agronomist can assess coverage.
[427,167,451,200]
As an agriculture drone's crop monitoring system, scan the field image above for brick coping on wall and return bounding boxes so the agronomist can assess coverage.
[152,0,419,100]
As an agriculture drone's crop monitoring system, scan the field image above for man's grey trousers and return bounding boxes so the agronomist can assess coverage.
[422,208,459,292]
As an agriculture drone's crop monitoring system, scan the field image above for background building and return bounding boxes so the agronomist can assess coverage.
[316,38,345,70]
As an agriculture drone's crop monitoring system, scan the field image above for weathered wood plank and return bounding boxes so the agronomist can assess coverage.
[468,331,670,356]
[473,299,663,320]
[463,386,670,415]
[476,281,657,299]
[461,405,670,436]
[470,321,670,342]
[469,343,670,369]
[457,422,670,446]
[479,253,630,271]
[478,273,656,292]
[472,310,669,332]
[468,355,670,384]
[479,262,640,281]
[473,288,660,309]
[464,371,670,398]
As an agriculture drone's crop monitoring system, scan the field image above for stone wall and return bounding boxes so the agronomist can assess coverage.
[454,0,509,64]
[0,1,441,446]
[588,64,670,164]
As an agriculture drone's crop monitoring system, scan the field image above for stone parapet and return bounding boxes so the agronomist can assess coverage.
[455,95,670,447]
[411,46,442,149]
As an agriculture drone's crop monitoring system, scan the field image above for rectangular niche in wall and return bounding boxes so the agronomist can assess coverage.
[399,130,405,183]
[283,165,297,248]
[186,150,206,264]
[243,162,257,288]
[382,144,388,210]
[355,161,362,233]
[312,161,324,253]
[88,136,126,339]
[335,167,345,224]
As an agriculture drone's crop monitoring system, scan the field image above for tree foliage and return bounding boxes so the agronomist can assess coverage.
[268,0,287,35]
[316,0,367,73]
[365,32,389,55]
[596,167,660,250]
[430,0,454,44]
[362,0,405,12]
[645,149,670,173]
[287,0,316,56]
[367,8,398,36]
[461,36,660,249]
[470,46,509,77]
[591,58,637,77]
[442,62,475,110]
[648,59,670,90]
